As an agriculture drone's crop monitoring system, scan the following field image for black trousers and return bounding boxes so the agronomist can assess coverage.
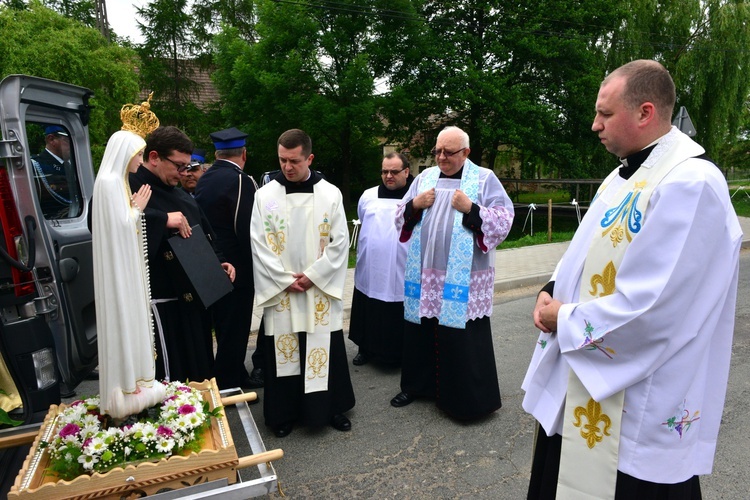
[212,287,254,389]
[528,424,702,499]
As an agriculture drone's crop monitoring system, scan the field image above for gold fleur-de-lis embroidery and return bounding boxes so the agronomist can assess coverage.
[306,347,329,380]
[589,261,616,298]
[314,293,330,325]
[275,334,299,364]
[274,293,291,312]
[573,398,612,449]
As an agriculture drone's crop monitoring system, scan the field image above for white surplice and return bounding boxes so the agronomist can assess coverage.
[522,127,742,483]
[353,186,409,302]
[93,131,166,419]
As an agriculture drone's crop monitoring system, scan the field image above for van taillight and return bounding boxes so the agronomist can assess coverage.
[0,167,35,296]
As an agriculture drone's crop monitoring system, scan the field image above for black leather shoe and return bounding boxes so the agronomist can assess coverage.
[352,352,369,366]
[390,392,416,408]
[330,414,351,432]
[273,423,293,438]
[242,368,264,389]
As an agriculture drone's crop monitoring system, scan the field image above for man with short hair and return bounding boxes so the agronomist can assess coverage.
[180,148,208,196]
[195,128,264,390]
[390,125,514,421]
[251,128,355,437]
[130,126,235,383]
[523,60,741,499]
[348,152,413,366]
[32,125,80,218]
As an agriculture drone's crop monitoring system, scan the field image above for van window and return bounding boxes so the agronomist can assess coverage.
[27,123,83,219]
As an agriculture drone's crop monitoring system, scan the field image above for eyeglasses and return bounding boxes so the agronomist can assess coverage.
[381,167,407,176]
[430,148,466,158]
[162,156,193,173]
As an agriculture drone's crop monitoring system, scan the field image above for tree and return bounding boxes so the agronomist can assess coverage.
[604,0,750,165]
[213,0,421,204]
[0,1,141,161]
[385,0,620,180]
[136,0,200,127]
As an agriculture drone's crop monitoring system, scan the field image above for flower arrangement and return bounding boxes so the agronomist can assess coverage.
[41,381,223,481]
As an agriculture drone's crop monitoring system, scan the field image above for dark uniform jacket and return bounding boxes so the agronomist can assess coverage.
[194,160,256,290]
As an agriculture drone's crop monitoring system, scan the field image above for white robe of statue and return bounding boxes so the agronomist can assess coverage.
[93,130,166,418]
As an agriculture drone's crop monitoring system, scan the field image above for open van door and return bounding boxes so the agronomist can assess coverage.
[0,75,97,405]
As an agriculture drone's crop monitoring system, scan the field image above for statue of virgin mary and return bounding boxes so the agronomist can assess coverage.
[92,97,166,418]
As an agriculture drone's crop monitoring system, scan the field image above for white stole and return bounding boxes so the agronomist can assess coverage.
[557,142,688,499]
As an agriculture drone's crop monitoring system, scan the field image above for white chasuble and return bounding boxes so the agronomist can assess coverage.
[522,127,742,486]
[251,179,348,393]
[93,131,166,419]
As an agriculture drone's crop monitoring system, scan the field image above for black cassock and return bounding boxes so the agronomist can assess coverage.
[129,166,218,383]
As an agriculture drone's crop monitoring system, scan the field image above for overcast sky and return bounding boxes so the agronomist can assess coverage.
[106,0,146,44]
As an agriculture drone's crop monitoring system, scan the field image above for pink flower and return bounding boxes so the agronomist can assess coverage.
[157,426,173,437]
[59,423,80,438]
[178,404,196,415]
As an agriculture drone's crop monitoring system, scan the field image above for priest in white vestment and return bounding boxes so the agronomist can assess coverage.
[251,129,355,438]
[348,152,413,366]
[523,60,741,499]
[93,99,166,419]
[389,126,514,420]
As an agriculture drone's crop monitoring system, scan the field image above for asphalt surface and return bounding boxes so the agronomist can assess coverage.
[65,217,750,498]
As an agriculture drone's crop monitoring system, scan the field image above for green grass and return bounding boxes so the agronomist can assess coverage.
[729,186,750,217]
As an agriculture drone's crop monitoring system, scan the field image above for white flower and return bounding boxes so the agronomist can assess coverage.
[140,423,158,443]
[124,446,132,457]
[85,436,107,455]
[78,453,99,470]
[155,437,175,453]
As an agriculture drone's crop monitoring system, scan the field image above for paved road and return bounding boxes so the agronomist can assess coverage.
[64,219,750,498]
[227,250,750,499]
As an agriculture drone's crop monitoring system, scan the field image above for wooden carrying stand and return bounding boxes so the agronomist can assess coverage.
[6,379,283,499]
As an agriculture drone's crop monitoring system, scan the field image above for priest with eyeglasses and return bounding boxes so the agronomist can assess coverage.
[389,126,514,420]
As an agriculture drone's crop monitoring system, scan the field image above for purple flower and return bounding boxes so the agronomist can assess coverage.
[59,423,81,438]
[157,425,174,437]
[178,404,196,415]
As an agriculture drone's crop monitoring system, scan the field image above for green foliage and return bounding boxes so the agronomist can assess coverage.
[607,0,750,166]
[212,0,415,204]
[0,1,141,163]
[385,0,620,180]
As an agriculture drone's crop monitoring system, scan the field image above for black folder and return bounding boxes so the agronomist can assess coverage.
[163,224,233,308]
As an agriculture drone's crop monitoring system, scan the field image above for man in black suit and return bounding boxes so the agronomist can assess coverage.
[32,125,81,218]
[195,128,264,390]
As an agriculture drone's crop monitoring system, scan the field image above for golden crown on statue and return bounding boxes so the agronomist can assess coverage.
[120,92,160,138]
[318,214,331,237]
